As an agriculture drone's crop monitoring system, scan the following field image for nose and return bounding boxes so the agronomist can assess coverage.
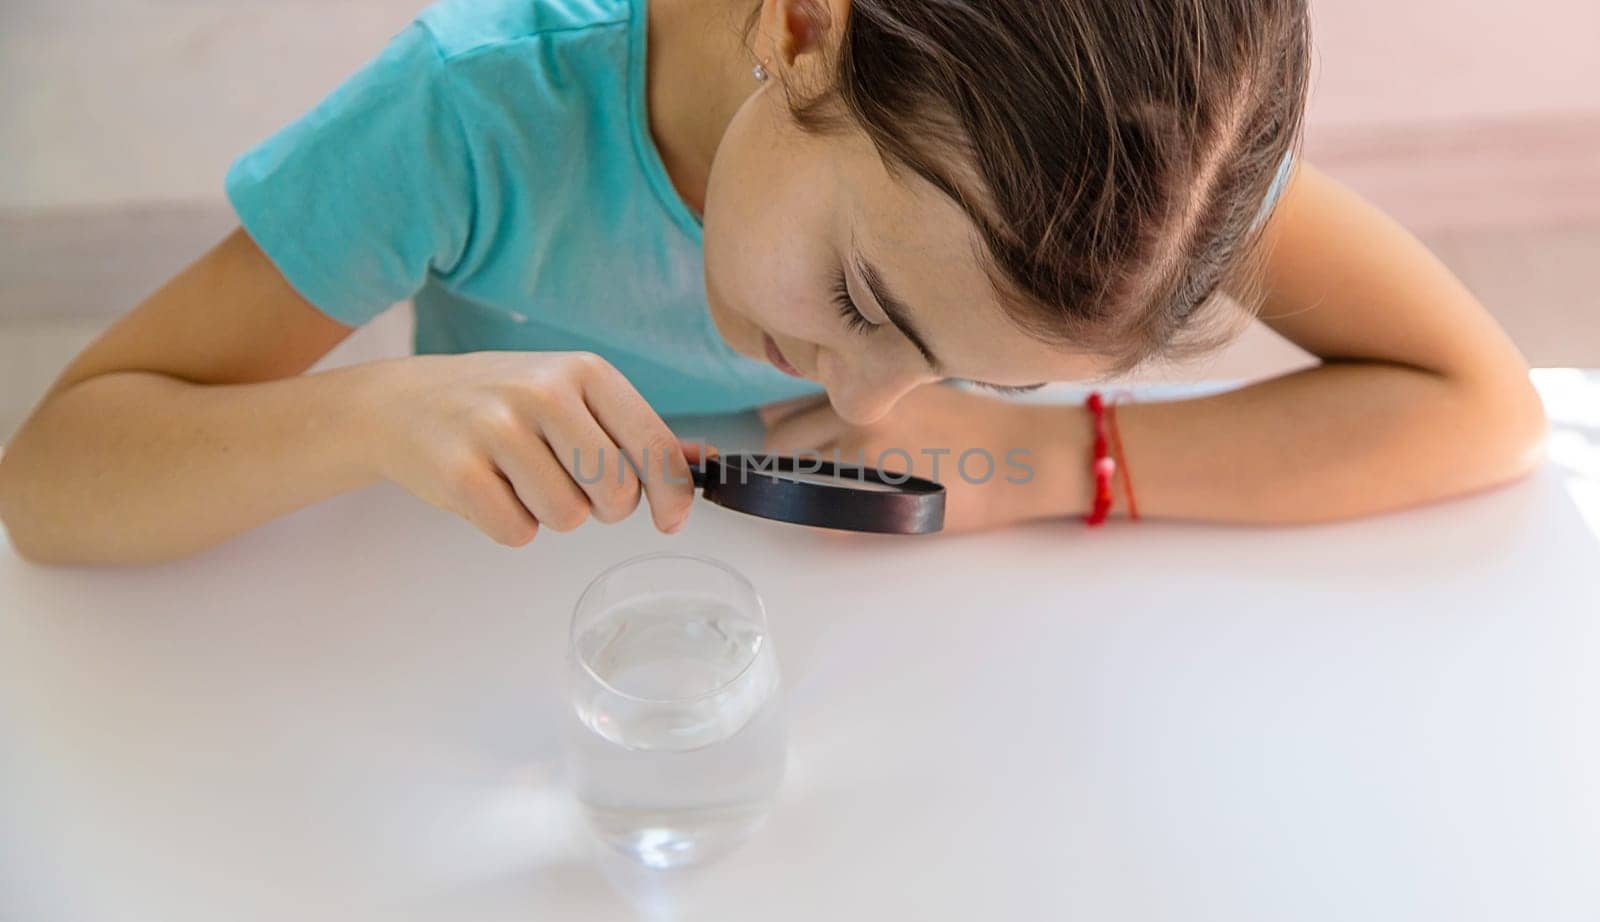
[821,362,925,426]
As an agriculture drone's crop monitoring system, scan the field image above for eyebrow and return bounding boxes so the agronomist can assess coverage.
[853,251,1047,394]
[855,254,945,374]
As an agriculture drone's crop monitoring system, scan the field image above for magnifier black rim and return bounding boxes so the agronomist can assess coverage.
[694,453,946,534]
[709,452,943,493]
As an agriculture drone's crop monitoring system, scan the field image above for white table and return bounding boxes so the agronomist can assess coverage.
[4,380,1598,922]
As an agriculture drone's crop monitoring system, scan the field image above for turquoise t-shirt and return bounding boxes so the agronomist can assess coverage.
[226,0,824,416]
[227,0,1295,417]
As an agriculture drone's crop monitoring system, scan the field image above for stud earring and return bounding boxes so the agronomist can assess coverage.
[753,60,769,82]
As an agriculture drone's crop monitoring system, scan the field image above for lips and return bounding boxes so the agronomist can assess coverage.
[763,333,805,378]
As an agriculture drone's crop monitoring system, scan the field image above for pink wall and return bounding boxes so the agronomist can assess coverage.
[1307,0,1600,131]
[3,0,1596,212]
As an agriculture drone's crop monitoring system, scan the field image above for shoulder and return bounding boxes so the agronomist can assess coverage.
[416,0,633,60]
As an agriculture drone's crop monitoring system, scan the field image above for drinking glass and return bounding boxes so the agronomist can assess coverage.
[566,553,786,869]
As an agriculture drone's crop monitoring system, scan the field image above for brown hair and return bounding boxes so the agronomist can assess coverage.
[749,0,1311,374]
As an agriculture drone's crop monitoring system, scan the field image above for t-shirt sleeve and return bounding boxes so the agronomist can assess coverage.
[224,23,476,327]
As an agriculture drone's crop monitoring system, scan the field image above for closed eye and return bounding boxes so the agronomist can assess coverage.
[832,262,1045,394]
[833,269,876,336]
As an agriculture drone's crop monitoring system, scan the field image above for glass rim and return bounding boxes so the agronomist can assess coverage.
[570,551,770,706]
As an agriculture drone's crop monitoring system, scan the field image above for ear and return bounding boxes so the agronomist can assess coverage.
[762,0,843,71]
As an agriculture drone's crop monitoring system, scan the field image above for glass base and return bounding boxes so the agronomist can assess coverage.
[584,803,771,870]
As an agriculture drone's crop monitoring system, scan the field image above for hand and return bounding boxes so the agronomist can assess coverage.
[358,352,705,546]
[759,384,1087,533]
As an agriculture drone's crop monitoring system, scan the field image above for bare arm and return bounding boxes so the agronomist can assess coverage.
[0,229,701,566]
[763,160,1551,530]
[0,230,372,563]
[1042,161,1548,523]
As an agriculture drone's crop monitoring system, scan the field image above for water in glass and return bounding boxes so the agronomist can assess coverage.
[568,585,785,869]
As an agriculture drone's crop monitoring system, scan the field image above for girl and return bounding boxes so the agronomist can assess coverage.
[0,0,1546,564]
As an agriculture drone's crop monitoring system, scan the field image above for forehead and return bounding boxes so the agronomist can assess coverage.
[834,139,1109,385]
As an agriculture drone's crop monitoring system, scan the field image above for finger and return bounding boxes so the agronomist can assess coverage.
[451,462,540,547]
[678,439,720,465]
[758,394,829,428]
[491,435,591,533]
[580,363,696,533]
[541,406,640,525]
[763,401,848,454]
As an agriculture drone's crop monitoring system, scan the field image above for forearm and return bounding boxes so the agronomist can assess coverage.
[1039,361,1547,524]
[0,365,382,565]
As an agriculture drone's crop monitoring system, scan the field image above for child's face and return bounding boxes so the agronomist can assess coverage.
[701,75,1109,426]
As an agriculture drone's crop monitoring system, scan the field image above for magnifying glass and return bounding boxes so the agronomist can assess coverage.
[689,453,945,535]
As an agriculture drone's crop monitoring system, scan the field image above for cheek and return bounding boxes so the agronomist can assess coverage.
[704,215,814,349]
[703,104,840,338]
[742,237,833,341]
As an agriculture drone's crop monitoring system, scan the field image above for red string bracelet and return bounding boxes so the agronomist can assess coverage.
[1104,394,1140,522]
[1084,392,1116,526]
